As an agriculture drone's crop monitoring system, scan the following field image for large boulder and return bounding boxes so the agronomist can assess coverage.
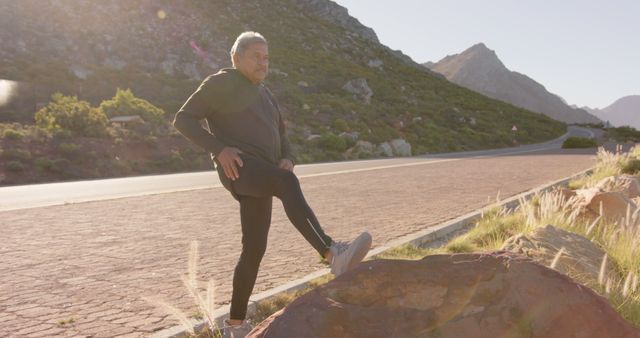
[342,78,373,104]
[249,253,638,338]
[376,142,393,157]
[595,175,640,199]
[585,191,636,222]
[345,140,374,159]
[390,138,412,157]
[502,225,615,287]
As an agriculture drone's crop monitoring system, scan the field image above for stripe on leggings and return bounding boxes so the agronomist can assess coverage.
[306,218,329,248]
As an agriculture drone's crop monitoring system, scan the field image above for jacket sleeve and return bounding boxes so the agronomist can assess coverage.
[279,114,296,165]
[172,75,227,156]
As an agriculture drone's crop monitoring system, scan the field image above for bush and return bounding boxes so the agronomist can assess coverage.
[562,136,598,148]
[5,160,24,172]
[35,92,108,137]
[606,126,640,143]
[58,143,80,159]
[0,148,32,161]
[34,157,68,173]
[317,132,347,152]
[622,159,640,174]
[3,129,24,140]
[333,118,349,132]
[99,88,166,125]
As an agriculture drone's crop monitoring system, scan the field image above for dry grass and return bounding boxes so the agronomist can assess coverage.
[143,240,221,338]
[381,145,640,326]
[251,274,334,324]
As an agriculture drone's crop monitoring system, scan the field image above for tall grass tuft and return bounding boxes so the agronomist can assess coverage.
[144,240,221,338]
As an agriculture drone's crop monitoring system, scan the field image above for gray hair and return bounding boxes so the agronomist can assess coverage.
[230,31,268,58]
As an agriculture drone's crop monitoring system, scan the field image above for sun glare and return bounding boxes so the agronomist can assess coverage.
[0,79,18,107]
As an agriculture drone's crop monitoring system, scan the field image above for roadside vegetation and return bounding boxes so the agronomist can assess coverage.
[562,136,598,148]
[379,145,640,327]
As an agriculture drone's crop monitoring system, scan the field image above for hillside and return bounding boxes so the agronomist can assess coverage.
[425,43,600,124]
[583,95,640,129]
[0,0,566,185]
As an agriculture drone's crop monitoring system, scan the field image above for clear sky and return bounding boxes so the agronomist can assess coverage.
[333,0,639,109]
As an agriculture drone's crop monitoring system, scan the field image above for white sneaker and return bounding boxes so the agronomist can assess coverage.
[221,319,253,338]
[329,232,372,276]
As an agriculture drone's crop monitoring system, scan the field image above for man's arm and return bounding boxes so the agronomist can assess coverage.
[279,116,296,165]
[172,75,226,156]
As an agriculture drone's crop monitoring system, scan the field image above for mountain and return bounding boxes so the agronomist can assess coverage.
[424,43,600,124]
[0,0,568,185]
[584,95,640,129]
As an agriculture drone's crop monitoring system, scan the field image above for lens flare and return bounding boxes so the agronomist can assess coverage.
[0,79,18,107]
[157,10,166,19]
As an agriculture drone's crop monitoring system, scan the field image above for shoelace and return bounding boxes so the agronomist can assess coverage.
[331,241,349,264]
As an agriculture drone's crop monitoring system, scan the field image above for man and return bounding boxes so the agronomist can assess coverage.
[173,31,372,337]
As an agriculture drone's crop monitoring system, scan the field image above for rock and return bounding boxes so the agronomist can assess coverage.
[367,58,383,68]
[575,187,601,205]
[297,81,309,88]
[354,140,373,153]
[294,0,379,43]
[342,78,373,104]
[69,65,92,79]
[468,117,477,125]
[390,138,411,157]
[502,225,615,287]
[339,131,359,142]
[550,186,578,205]
[302,104,310,110]
[345,140,374,159]
[595,175,640,199]
[103,56,127,70]
[269,68,288,77]
[585,191,636,222]
[306,134,321,141]
[376,142,393,157]
[249,252,639,338]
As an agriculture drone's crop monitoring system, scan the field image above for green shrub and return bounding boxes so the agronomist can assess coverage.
[318,132,347,152]
[562,136,598,148]
[5,160,24,172]
[622,159,640,174]
[99,88,166,125]
[35,92,108,137]
[333,118,349,132]
[606,126,640,143]
[35,157,56,172]
[1,148,32,161]
[3,129,24,140]
[58,143,80,159]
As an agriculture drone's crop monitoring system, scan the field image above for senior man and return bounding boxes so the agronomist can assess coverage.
[173,31,372,337]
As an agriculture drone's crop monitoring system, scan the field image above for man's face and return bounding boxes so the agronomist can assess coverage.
[233,42,269,84]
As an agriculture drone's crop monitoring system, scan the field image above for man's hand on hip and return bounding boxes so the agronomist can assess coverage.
[278,158,294,172]
[217,147,243,180]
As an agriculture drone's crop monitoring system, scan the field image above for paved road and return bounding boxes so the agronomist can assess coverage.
[0,126,593,212]
[0,128,600,337]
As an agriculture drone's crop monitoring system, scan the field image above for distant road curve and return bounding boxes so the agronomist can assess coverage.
[0,126,594,211]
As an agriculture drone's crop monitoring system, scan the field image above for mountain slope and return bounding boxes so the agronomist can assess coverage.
[425,43,600,124]
[585,95,640,128]
[0,0,566,165]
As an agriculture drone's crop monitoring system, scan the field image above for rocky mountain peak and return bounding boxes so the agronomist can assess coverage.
[294,0,379,43]
[427,43,600,124]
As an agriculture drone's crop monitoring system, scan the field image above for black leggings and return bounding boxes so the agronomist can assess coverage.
[226,154,333,320]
